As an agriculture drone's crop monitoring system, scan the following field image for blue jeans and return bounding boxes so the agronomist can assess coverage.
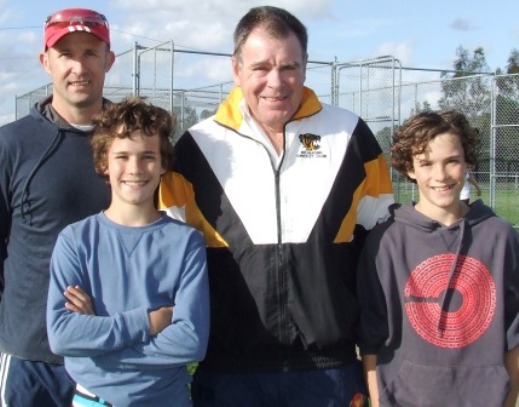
[191,361,368,407]
[0,353,74,407]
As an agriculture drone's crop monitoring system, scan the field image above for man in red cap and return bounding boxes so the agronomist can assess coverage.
[0,8,115,406]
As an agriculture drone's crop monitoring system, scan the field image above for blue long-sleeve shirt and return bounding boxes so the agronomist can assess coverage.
[47,212,209,407]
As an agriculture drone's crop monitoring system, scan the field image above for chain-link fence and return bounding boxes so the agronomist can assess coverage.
[490,73,519,228]
[15,45,519,227]
[334,56,401,177]
[334,60,518,227]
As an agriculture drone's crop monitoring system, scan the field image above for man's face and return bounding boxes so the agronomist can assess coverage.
[40,32,115,117]
[232,27,307,135]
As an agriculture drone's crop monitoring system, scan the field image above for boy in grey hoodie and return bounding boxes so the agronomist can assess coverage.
[357,110,519,407]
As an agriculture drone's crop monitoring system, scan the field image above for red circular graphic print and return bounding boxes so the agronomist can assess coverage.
[404,254,496,348]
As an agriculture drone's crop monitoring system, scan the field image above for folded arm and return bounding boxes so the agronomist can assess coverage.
[47,232,151,357]
[116,233,210,366]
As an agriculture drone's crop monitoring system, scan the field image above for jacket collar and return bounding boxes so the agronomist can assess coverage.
[214,86,322,132]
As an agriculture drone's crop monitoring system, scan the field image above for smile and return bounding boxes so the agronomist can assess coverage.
[262,96,287,101]
[69,80,91,86]
[430,185,454,191]
[122,181,148,187]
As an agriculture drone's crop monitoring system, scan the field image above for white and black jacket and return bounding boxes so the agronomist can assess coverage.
[160,86,394,372]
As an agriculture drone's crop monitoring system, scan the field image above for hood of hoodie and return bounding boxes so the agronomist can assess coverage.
[389,199,495,232]
[35,96,75,129]
[20,96,110,222]
[34,95,111,130]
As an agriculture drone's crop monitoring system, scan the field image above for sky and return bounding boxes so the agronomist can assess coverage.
[0,0,518,126]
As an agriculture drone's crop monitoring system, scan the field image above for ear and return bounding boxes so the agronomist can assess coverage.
[407,169,416,181]
[39,51,51,74]
[104,50,116,73]
[231,55,241,86]
[100,161,109,176]
[302,53,308,83]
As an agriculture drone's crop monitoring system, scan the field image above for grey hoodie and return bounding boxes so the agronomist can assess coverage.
[0,97,111,363]
[357,200,519,406]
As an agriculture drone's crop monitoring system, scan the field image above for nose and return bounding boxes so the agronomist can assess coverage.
[266,68,283,88]
[128,156,144,174]
[70,57,87,74]
[432,164,447,181]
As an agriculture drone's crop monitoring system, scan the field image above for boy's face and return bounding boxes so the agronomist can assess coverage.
[408,132,468,220]
[106,132,165,211]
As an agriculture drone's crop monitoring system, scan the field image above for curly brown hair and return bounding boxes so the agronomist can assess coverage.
[391,110,480,182]
[91,97,176,176]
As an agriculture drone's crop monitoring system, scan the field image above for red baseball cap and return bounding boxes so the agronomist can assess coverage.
[44,8,110,49]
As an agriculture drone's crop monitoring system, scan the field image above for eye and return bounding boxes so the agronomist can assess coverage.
[281,64,297,71]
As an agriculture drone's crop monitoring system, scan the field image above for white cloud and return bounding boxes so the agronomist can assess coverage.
[0,111,15,124]
[174,55,233,84]
[110,0,334,52]
[112,0,332,21]
[372,41,413,65]
[0,0,14,24]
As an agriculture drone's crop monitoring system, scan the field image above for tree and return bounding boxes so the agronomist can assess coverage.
[495,94,519,164]
[436,46,495,175]
[375,125,395,169]
[438,46,492,116]
[409,100,432,117]
[492,49,519,173]
[506,49,519,74]
[497,49,519,98]
[171,105,198,143]
[200,108,217,120]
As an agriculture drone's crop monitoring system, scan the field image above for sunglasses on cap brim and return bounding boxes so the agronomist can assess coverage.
[45,10,109,29]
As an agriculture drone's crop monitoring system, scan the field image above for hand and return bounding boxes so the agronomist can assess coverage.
[148,306,173,336]
[64,285,95,315]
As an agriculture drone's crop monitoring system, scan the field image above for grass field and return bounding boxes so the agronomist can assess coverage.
[492,189,519,230]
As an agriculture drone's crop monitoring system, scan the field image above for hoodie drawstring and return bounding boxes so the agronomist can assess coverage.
[437,217,467,335]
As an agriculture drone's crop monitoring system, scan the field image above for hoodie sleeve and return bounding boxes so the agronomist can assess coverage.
[356,227,390,355]
[504,229,519,351]
[111,231,210,366]
[47,228,150,357]
[0,191,7,302]
[0,130,12,302]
